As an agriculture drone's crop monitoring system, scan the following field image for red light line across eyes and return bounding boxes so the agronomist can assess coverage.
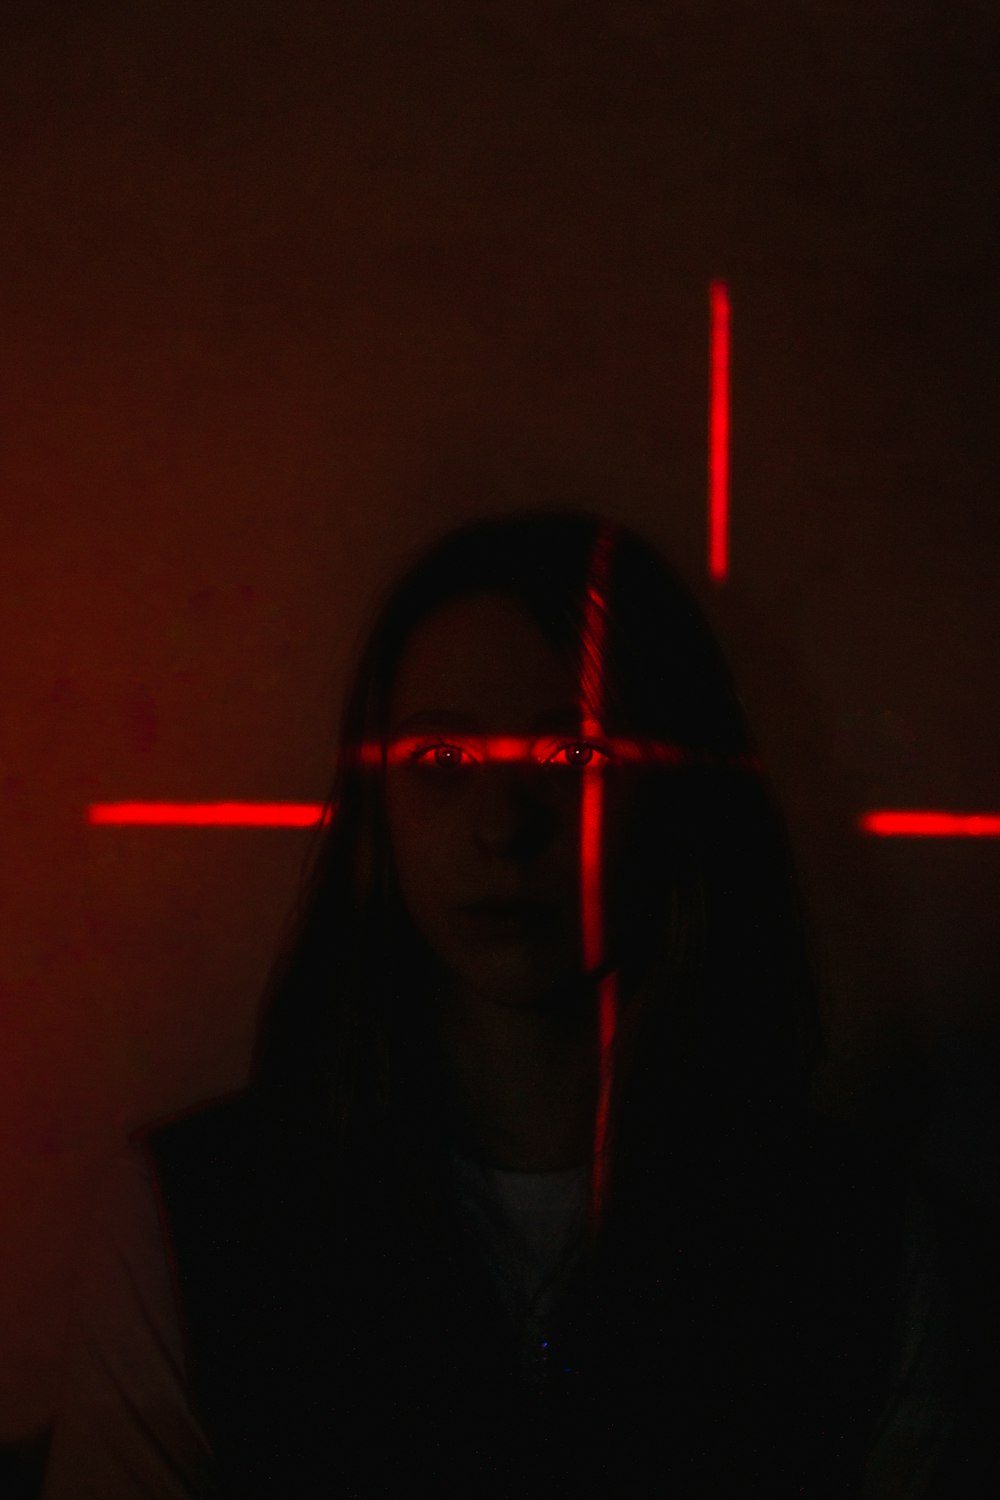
[708,279,730,583]
[377,736,694,767]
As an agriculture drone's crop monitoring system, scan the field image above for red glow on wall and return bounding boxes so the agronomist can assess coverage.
[860,810,1000,837]
[708,279,730,583]
[87,802,331,827]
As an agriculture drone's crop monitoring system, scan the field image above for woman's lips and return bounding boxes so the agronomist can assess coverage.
[456,897,556,939]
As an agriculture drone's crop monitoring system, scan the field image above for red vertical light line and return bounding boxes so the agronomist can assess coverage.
[590,967,619,1232]
[579,771,605,973]
[708,280,731,582]
[578,530,619,1231]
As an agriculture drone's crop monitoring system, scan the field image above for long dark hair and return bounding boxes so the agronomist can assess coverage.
[247,509,827,1232]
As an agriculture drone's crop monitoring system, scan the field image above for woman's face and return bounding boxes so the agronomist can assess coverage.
[384,593,637,1010]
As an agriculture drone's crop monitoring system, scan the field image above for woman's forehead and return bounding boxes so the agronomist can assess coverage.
[389,595,581,729]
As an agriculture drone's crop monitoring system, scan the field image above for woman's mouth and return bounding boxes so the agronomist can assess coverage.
[457,897,556,939]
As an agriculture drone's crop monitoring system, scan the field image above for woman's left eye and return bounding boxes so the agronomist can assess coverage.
[542,740,613,769]
[411,741,474,770]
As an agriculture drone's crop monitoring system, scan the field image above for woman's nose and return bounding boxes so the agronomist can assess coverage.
[472,767,554,859]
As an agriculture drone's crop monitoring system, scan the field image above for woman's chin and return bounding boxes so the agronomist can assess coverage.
[449,951,594,1014]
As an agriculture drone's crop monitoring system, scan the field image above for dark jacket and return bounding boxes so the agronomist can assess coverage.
[139,1088,909,1499]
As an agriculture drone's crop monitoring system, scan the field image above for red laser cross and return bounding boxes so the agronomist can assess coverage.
[86,282,997,841]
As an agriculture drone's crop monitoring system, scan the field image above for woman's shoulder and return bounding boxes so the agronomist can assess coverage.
[42,1131,219,1498]
[129,1087,262,1163]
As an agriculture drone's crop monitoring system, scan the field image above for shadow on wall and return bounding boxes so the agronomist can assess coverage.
[708,581,913,1047]
[0,1431,50,1500]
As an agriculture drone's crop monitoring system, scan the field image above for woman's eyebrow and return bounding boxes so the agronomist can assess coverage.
[389,711,479,735]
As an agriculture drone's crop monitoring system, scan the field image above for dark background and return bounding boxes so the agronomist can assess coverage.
[1,0,997,1461]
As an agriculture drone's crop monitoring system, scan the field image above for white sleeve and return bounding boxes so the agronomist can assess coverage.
[41,1144,220,1500]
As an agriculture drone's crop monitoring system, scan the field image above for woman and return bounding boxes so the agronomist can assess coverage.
[43,511,947,1497]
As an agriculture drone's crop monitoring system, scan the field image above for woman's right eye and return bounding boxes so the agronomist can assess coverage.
[411,741,472,770]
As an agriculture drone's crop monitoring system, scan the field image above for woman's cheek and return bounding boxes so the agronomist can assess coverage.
[388,792,466,926]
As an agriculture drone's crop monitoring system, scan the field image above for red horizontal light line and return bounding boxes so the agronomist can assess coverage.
[708,279,730,583]
[86,805,1000,835]
[860,811,1000,837]
[87,802,331,827]
[83,798,1000,834]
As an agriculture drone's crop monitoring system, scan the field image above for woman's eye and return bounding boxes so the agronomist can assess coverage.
[544,740,612,769]
[412,742,471,770]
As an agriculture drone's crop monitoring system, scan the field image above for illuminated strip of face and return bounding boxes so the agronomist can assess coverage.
[360,735,758,769]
